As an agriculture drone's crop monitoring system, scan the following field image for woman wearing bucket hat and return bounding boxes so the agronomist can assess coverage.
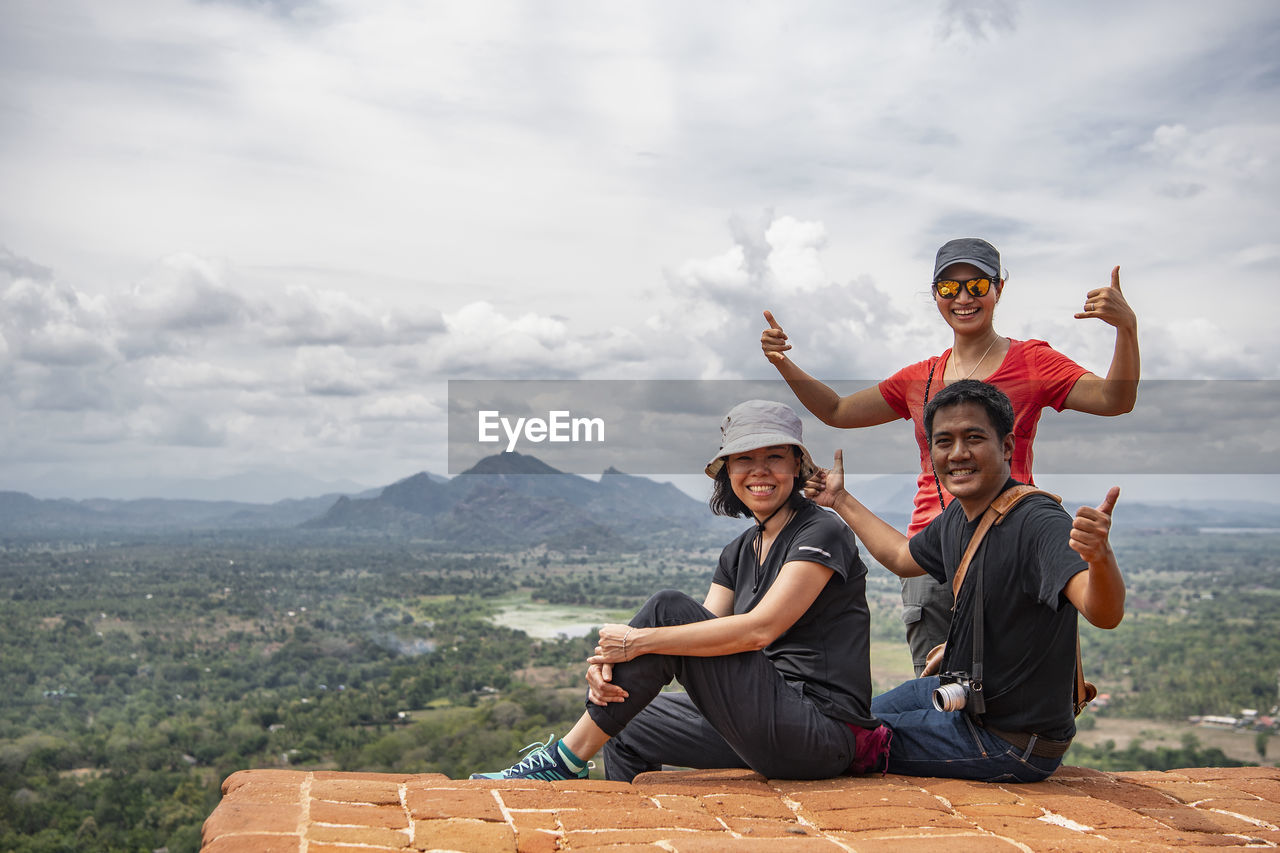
[761,237,1139,675]
[470,400,889,782]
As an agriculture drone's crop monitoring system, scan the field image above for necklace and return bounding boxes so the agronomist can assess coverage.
[955,335,1002,380]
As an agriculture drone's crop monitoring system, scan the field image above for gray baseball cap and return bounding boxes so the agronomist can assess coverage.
[705,400,816,480]
[933,237,1001,280]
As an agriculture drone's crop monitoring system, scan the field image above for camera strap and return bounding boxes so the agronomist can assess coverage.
[946,484,1096,717]
[968,543,986,717]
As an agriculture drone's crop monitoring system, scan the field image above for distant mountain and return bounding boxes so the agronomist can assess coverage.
[5,457,1280,545]
[304,452,743,548]
[0,490,360,536]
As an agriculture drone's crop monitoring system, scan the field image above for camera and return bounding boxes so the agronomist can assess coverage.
[931,672,983,713]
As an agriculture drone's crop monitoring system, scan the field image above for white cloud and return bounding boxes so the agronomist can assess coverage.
[1,1,1278,497]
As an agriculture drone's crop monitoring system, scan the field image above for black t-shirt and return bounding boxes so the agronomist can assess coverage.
[908,480,1086,740]
[712,501,876,728]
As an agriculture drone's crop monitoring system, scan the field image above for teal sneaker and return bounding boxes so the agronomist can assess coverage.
[469,734,590,781]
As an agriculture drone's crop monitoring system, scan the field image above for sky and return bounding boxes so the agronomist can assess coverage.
[2,0,1279,504]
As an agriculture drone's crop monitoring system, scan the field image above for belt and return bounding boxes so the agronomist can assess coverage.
[984,726,1072,759]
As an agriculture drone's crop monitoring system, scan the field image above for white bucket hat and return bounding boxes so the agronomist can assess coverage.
[705,400,816,481]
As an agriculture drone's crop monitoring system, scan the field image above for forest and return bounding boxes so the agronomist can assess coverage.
[1,525,1277,852]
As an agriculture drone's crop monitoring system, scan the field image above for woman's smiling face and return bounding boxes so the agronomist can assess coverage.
[726,445,798,518]
[934,261,1001,336]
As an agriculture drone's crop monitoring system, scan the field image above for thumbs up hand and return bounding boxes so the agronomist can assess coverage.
[1070,486,1120,563]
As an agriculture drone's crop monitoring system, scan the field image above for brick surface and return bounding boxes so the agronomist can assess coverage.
[200,765,1280,851]
[311,778,402,805]
[309,800,408,830]
[699,792,794,819]
[1196,797,1280,822]
[308,823,410,847]
[202,835,303,853]
[413,817,517,851]
[1137,805,1265,834]
[404,786,503,821]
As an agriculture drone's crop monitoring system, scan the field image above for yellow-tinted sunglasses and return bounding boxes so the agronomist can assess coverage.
[933,277,994,299]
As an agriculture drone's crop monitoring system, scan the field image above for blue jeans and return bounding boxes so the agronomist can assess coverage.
[871,677,1062,782]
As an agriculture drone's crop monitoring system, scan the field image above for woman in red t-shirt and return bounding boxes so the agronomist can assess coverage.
[761,237,1139,674]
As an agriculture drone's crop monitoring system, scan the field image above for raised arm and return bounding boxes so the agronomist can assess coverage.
[1064,487,1126,629]
[806,450,925,578]
[1064,266,1140,416]
[761,310,899,428]
[589,561,834,665]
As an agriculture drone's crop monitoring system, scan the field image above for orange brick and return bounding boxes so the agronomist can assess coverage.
[1098,825,1244,847]
[1142,781,1254,803]
[789,788,948,813]
[835,835,1023,853]
[1172,767,1280,782]
[1197,797,1280,823]
[413,817,517,852]
[202,801,303,838]
[221,769,309,795]
[312,770,416,783]
[309,800,408,830]
[309,845,406,853]
[650,794,705,813]
[804,805,971,833]
[919,779,1024,806]
[1137,805,1263,834]
[1034,795,1166,830]
[311,778,401,805]
[404,787,503,821]
[700,793,794,820]
[954,802,1043,819]
[720,817,816,838]
[561,827,704,848]
[939,816,1089,842]
[632,768,772,795]
[1234,778,1280,802]
[510,811,561,853]
[558,807,722,832]
[202,835,303,853]
[308,823,410,847]
[550,778,636,792]
[501,789,656,812]
[665,837,843,851]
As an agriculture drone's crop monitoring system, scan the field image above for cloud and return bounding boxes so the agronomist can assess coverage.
[123,254,248,331]
[0,274,117,367]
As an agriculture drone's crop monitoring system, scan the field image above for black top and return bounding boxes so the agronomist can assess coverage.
[712,501,877,728]
[909,479,1086,740]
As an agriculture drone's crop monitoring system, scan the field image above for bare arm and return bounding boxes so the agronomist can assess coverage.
[1064,266,1140,416]
[1063,487,1126,629]
[586,580,739,705]
[703,582,735,617]
[762,310,899,428]
[806,450,926,578]
[589,562,834,664]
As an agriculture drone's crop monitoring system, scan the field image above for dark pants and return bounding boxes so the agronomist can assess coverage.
[901,575,953,675]
[587,589,857,782]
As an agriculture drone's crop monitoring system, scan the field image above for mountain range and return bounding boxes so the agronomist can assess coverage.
[2,452,1279,547]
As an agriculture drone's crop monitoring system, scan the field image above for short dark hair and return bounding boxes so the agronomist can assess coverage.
[708,446,810,518]
[923,379,1015,442]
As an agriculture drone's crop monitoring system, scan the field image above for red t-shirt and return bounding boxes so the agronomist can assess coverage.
[878,339,1090,534]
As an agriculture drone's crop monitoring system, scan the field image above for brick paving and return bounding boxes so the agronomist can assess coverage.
[202,765,1280,851]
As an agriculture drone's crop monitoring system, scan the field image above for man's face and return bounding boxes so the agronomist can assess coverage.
[929,401,1014,514]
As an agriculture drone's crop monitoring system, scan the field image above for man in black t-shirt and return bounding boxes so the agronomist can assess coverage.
[807,380,1125,782]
